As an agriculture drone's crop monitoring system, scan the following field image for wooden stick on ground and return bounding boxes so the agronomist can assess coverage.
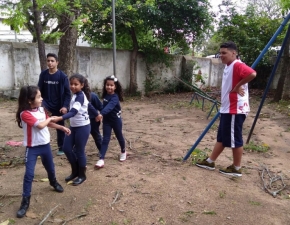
[61,213,87,225]
[39,205,59,225]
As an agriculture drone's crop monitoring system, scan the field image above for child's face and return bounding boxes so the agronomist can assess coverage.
[105,80,116,94]
[70,78,84,94]
[30,90,43,108]
[219,48,236,65]
[47,56,58,70]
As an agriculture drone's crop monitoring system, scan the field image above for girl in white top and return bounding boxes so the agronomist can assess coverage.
[52,74,99,186]
[15,85,70,218]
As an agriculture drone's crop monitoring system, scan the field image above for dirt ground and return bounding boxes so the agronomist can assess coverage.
[0,92,290,225]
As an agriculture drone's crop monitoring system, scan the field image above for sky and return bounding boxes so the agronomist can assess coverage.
[209,0,248,12]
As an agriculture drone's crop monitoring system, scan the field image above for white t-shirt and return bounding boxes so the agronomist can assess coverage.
[20,107,50,147]
[69,91,90,127]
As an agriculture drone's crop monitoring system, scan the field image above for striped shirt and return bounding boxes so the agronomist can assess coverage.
[220,60,255,114]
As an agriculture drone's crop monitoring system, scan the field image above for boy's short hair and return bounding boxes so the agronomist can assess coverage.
[46,53,58,61]
[220,41,237,51]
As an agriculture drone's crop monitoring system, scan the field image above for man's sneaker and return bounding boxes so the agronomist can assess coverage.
[57,149,65,156]
[195,158,215,170]
[219,165,242,177]
[120,152,127,162]
[95,159,104,169]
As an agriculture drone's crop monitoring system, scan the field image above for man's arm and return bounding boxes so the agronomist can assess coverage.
[59,74,71,114]
[231,72,256,96]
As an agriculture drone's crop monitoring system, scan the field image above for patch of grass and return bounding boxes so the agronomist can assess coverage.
[158,217,166,224]
[84,198,92,211]
[123,219,132,225]
[202,210,216,215]
[9,219,16,224]
[190,148,210,164]
[249,200,261,206]
[179,211,194,222]
[219,190,226,198]
[244,141,269,153]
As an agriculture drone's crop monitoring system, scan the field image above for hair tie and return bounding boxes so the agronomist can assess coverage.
[110,75,117,82]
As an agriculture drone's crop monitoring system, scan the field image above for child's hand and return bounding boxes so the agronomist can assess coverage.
[59,107,68,114]
[62,127,71,135]
[95,114,103,122]
[51,116,62,123]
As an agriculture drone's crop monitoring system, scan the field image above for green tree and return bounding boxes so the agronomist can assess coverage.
[81,0,212,94]
[1,0,95,75]
[215,0,284,88]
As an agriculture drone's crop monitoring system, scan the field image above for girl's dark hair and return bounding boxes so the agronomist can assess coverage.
[102,75,124,101]
[70,73,91,100]
[16,85,39,128]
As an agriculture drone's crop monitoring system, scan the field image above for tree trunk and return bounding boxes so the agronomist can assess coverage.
[273,35,290,101]
[282,36,290,100]
[57,10,79,76]
[128,27,138,94]
[32,0,46,71]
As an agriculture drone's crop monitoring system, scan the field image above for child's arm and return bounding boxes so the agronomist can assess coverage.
[36,118,53,129]
[52,92,84,122]
[48,123,71,135]
[91,92,103,111]
[100,95,119,116]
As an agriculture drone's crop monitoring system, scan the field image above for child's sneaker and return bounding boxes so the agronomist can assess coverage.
[119,152,127,162]
[195,158,215,170]
[57,148,65,156]
[95,159,104,169]
[219,165,242,177]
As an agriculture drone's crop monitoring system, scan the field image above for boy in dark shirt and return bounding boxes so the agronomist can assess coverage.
[38,53,71,156]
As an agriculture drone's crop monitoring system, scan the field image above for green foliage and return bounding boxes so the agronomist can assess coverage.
[190,148,209,164]
[244,141,270,153]
[81,0,213,95]
[1,0,95,42]
[214,0,285,89]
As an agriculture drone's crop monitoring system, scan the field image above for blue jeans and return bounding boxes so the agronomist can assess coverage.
[23,144,55,197]
[63,124,90,167]
[100,118,125,160]
[50,110,65,150]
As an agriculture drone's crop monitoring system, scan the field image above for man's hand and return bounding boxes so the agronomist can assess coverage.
[231,86,245,97]
[59,107,68,114]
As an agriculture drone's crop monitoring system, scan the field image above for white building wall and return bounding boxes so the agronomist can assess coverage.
[0,41,227,98]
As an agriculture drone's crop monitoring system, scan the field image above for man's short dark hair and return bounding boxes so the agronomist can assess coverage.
[220,41,237,51]
[46,53,58,61]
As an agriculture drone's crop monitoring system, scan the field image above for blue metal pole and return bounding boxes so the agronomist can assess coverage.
[183,13,290,161]
[246,24,290,144]
[183,112,220,161]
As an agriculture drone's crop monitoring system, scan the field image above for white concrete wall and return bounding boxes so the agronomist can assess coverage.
[191,57,224,88]
[0,41,225,98]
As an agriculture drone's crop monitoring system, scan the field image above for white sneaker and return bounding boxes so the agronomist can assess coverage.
[120,152,127,162]
[95,159,104,169]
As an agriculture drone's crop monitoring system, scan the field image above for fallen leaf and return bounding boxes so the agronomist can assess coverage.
[67,180,73,185]
[0,161,12,167]
[0,220,9,225]
[26,211,38,219]
[40,178,49,182]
